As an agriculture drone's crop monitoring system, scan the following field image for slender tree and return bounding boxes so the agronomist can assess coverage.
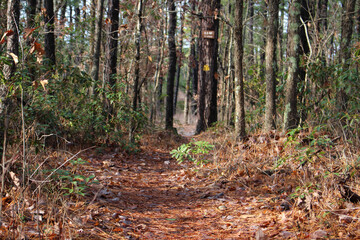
[0,0,20,222]
[264,0,279,131]
[165,0,177,130]
[173,5,184,114]
[234,0,245,137]
[91,0,104,88]
[130,0,143,141]
[104,0,119,90]
[44,0,56,66]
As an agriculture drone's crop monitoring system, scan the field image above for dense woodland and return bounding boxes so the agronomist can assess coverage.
[1,0,360,239]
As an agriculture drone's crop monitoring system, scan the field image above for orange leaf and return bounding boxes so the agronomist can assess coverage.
[113,227,123,232]
[23,27,38,40]
[0,30,14,44]
[34,42,45,55]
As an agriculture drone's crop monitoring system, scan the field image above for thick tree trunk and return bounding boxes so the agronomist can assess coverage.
[195,0,220,134]
[283,0,301,131]
[234,0,245,138]
[44,0,56,67]
[165,0,177,130]
[264,0,279,131]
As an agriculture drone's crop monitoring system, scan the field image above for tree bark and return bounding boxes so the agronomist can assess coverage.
[129,0,143,142]
[104,0,119,90]
[173,6,184,115]
[165,0,177,130]
[283,0,301,131]
[151,13,165,123]
[337,1,356,111]
[1,0,19,115]
[234,0,245,138]
[264,0,279,131]
[91,0,104,89]
[44,0,56,67]
[195,0,220,134]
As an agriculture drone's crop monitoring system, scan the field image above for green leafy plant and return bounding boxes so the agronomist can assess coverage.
[50,158,99,196]
[170,141,214,167]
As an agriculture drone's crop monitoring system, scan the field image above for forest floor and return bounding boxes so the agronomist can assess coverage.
[2,123,360,239]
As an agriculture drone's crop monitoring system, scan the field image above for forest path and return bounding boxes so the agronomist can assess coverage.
[75,133,298,240]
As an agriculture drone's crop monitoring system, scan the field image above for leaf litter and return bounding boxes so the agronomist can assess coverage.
[1,126,360,239]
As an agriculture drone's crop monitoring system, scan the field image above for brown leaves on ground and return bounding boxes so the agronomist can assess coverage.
[1,127,360,239]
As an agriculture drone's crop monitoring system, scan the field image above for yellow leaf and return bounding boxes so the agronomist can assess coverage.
[203,64,210,71]
[148,56,153,62]
[9,53,18,64]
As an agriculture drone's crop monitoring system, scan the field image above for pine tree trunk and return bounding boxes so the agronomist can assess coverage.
[234,0,245,138]
[283,0,301,131]
[165,0,177,130]
[195,0,220,133]
[264,0,279,131]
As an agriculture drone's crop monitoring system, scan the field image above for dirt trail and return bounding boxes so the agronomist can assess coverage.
[80,149,255,239]
[74,131,306,240]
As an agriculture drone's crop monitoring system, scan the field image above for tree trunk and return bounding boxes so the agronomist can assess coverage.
[225,30,234,126]
[44,0,56,67]
[91,0,104,90]
[130,0,143,142]
[1,0,19,114]
[234,0,245,138]
[195,0,220,134]
[297,0,310,125]
[104,0,119,90]
[283,0,302,131]
[27,0,37,27]
[191,28,199,116]
[184,2,198,124]
[264,0,279,131]
[165,0,177,130]
[151,14,165,123]
[248,0,254,65]
[337,1,356,111]
[173,6,184,115]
